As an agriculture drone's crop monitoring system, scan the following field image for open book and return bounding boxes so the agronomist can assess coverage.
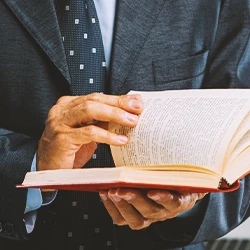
[18,89,250,192]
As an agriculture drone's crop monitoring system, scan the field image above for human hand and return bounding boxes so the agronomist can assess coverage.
[37,93,143,172]
[99,188,207,230]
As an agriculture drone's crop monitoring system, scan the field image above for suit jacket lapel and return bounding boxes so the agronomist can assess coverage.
[110,0,167,93]
[3,0,167,92]
[4,0,71,83]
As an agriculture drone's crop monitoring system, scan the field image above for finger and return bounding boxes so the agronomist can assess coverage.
[64,93,144,115]
[53,125,129,146]
[107,189,151,230]
[99,191,127,226]
[73,142,98,168]
[147,190,197,215]
[56,96,79,104]
[85,93,144,114]
[116,189,167,221]
[62,101,140,127]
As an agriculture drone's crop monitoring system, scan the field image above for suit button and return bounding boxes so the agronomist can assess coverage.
[4,222,14,235]
[44,210,57,227]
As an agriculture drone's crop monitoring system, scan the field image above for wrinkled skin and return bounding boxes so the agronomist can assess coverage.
[37,92,207,228]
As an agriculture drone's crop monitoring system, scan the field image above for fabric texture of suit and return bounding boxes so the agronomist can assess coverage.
[0,0,250,249]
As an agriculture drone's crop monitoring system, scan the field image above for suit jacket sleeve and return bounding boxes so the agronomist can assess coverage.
[0,128,38,240]
[0,0,250,246]
[0,0,68,241]
[190,0,250,243]
[146,0,250,247]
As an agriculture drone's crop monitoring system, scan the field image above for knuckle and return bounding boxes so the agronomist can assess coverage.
[143,209,158,219]
[85,125,97,138]
[178,194,195,211]
[79,101,93,120]
[79,102,88,112]
[105,130,113,142]
[45,116,59,132]
[86,92,99,101]
[45,119,69,143]
[145,208,165,219]
[55,132,68,144]
[117,95,125,107]
[48,105,60,119]
[44,106,70,142]
[159,212,168,221]
[111,107,120,119]
[57,96,68,104]
[173,196,183,208]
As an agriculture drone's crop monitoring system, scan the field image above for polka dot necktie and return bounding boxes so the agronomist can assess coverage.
[54,1,115,249]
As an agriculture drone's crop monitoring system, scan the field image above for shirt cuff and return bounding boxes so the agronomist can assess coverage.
[25,154,43,213]
[42,190,58,206]
[24,210,37,234]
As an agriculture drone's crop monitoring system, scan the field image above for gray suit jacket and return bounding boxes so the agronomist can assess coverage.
[0,0,250,249]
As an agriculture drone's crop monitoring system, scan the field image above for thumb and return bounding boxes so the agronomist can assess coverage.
[73,142,98,168]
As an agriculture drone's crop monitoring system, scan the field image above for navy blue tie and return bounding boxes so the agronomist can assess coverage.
[54,1,115,249]
[57,0,107,95]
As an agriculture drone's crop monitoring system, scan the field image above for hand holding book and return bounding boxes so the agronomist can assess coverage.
[35,93,143,171]
[99,188,207,230]
[18,89,250,192]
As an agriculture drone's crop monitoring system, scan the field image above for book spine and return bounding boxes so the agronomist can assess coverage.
[218,177,231,190]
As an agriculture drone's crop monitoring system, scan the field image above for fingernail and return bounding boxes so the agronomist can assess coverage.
[143,219,150,227]
[111,195,122,202]
[129,100,142,109]
[122,195,132,201]
[149,195,160,201]
[117,135,128,144]
[125,113,138,123]
[99,193,108,201]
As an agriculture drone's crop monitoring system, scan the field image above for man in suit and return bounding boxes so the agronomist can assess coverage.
[0,0,250,249]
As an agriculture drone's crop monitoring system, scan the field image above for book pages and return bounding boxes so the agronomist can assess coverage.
[225,112,250,166]
[109,89,250,175]
[224,146,250,184]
